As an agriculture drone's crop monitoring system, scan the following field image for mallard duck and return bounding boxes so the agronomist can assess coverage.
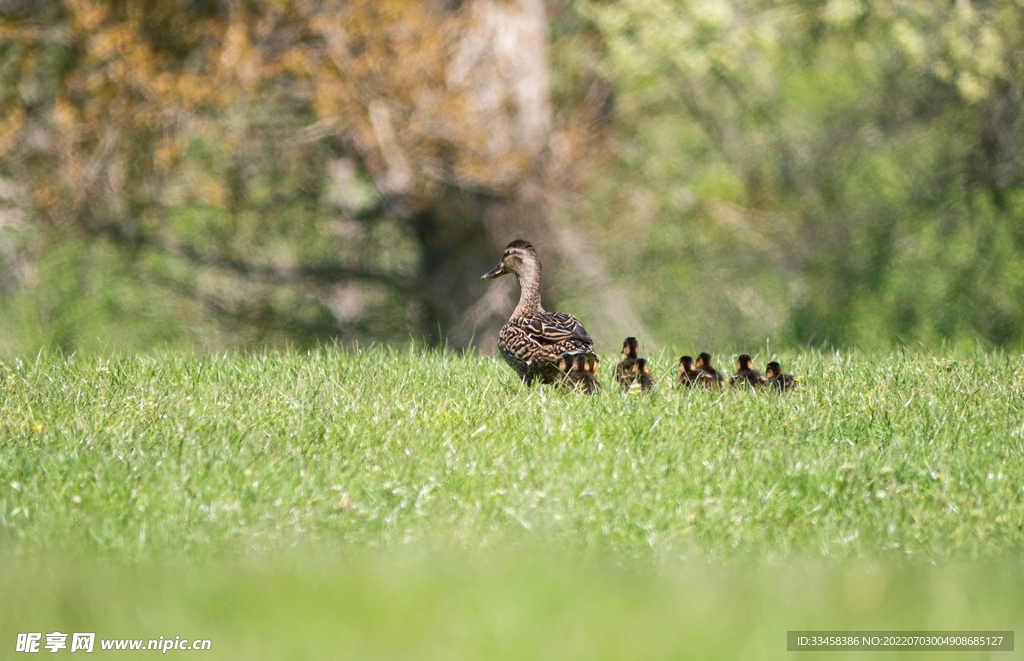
[693,352,724,389]
[631,357,655,392]
[730,354,765,388]
[677,355,700,388]
[557,352,600,394]
[482,240,595,385]
[616,337,639,389]
[764,361,796,392]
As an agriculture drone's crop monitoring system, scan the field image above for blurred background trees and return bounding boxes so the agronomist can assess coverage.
[582,0,1024,350]
[1,0,1022,355]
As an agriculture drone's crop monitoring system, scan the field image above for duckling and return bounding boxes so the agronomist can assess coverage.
[764,361,796,392]
[677,355,700,388]
[630,357,655,392]
[693,352,724,389]
[557,352,600,394]
[557,352,575,385]
[482,240,595,385]
[582,352,602,393]
[616,337,639,389]
[730,354,765,388]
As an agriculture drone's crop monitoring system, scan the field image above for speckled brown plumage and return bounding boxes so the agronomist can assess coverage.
[482,240,595,385]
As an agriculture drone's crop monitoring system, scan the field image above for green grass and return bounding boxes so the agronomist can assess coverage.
[2,348,1023,658]
[3,347,1023,559]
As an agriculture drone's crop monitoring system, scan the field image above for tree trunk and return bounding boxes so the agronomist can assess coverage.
[409,0,558,350]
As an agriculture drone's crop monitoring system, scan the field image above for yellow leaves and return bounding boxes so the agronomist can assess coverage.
[197,179,226,208]
[89,25,128,61]
[106,59,128,86]
[153,139,180,172]
[0,106,27,154]
[31,183,59,218]
[280,46,313,78]
[65,0,106,33]
[2,0,557,237]
[218,19,248,70]
[51,98,77,131]
[312,76,347,120]
[218,17,260,94]
[174,73,214,107]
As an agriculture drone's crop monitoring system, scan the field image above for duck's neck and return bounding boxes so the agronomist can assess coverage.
[512,260,544,317]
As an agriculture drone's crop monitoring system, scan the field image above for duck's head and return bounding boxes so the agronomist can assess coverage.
[587,353,600,374]
[622,337,638,358]
[482,239,537,279]
[632,357,651,375]
[557,352,574,372]
[679,355,694,373]
[737,354,754,371]
[696,352,713,369]
[765,361,782,378]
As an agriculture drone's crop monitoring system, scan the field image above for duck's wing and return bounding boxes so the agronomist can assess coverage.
[524,312,594,348]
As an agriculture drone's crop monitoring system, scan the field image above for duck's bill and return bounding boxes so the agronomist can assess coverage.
[481,264,505,279]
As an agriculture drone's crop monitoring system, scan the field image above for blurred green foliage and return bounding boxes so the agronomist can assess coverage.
[1,1,1024,355]
[581,0,1024,350]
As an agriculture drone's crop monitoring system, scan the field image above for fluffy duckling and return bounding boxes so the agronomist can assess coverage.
[630,357,655,392]
[575,353,601,393]
[616,337,639,389]
[764,361,796,392]
[730,354,765,388]
[557,352,576,387]
[677,355,700,388]
[693,352,724,389]
[557,352,601,394]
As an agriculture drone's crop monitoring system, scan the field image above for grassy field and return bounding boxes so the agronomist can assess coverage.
[2,347,1024,658]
